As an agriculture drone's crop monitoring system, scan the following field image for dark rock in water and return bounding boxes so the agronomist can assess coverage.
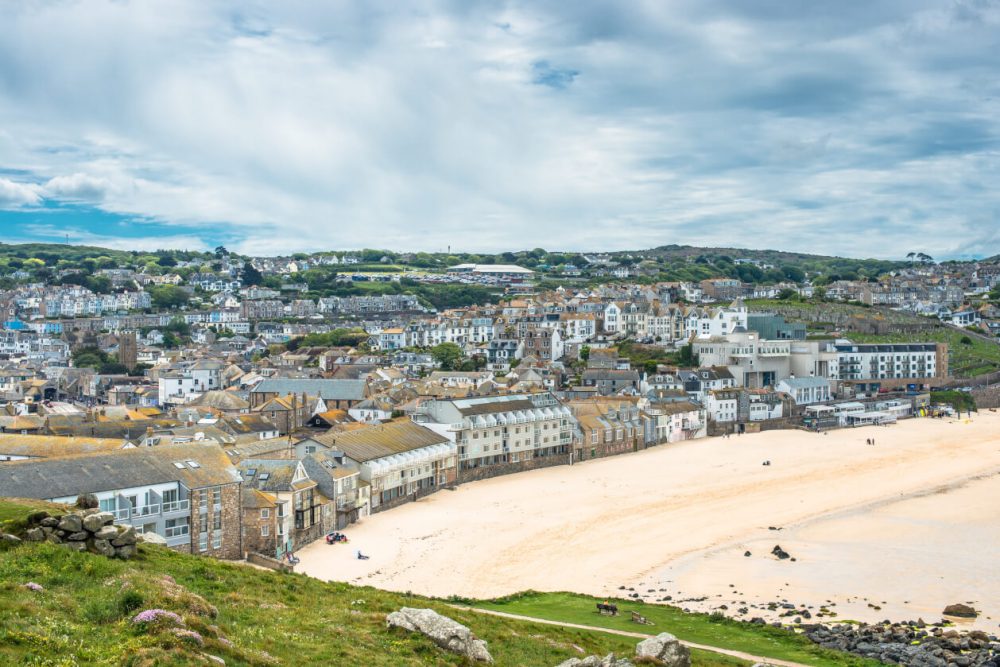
[771,545,790,560]
[744,551,752,557]
[943,603,978,618]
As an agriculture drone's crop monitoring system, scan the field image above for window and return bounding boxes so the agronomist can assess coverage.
[212,487,221,506]
[99,498,116,513]
[259,473,270,481]
[186,460,201,469]
[261,508,270,519]
[213,511,222,531]
[199,535,208,552]
[261,524,270,537]
[212,535,222,550]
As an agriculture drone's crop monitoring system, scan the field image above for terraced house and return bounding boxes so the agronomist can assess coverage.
[417,392,575,472]
[0,442,243,559]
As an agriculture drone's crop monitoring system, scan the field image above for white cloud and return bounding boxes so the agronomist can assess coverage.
[0,1,997,257]
[0,177,42,207]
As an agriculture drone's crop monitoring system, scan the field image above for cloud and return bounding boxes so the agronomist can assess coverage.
[0,177,41,207]
[44,173,114,201]
[0,1,997,258]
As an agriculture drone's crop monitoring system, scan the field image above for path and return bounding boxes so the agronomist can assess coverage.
[451,605,814,667]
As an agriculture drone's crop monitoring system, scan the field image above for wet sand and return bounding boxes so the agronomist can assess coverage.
[297,412,1000,628]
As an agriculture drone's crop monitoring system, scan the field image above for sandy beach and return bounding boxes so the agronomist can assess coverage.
[298,412,1000,628]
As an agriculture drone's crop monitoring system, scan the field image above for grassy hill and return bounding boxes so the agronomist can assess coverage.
[0,499,877,666]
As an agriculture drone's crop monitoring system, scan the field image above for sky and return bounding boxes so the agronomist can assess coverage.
[0,1,998,259]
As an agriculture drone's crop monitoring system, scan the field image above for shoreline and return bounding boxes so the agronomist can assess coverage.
[297,412,1000,630]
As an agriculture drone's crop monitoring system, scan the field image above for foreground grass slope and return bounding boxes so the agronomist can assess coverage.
[474,593,880,667]
[0,499,864,666]
[0,499,751,666]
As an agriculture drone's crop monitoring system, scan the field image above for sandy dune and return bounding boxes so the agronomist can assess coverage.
[298,411,1000,626]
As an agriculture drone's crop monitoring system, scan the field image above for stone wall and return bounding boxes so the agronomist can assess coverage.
[11,509,139,559]
[971,386,1000,409]
[246,551,293,572]
[457,452,571,484]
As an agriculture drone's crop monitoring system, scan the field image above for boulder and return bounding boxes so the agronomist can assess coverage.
[140,532,168,546]
[115,544,137,559]
[63,541,87,552]
[111,526,137,547]
[386,607,492,663]
[93,525,119,541]
[39,517,60,528]
[75,493,99,510]
[557,654,634,667]
[91,539,115,557]
[82,512,114,532]
[942,604,977,618]
[771,545,791,560]
[66,532,89,541]
[1,534,21,544]
[57,515,83,533]
[24,527,45,542]
[635,632,691,667]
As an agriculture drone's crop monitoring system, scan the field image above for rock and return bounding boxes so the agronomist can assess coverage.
[386,608,492,663]
[57,515,83,533]
[66,531,88,541]
[75,494,99,509]
[744,551,752,557]
[771,545,790,560]
[942,604,978,618]
[91,539,115,557]
[39,517,60,528]
[111,526,137,546]
[1,533,21,544]
[26,511,49,526]
[45,532,62,544]
[25,527,45,542]
[140,532,167,545]
[557,654,634,667]
[63,541,86,552]
[635,632,691,667]
[115,544,137,559]
[82,512,114,532]
[93,526,119,541]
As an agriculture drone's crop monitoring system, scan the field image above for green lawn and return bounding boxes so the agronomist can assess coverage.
[474,592,881,667]
[0,499,753,666]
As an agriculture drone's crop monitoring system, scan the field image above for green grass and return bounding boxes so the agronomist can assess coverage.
[0,499,754,666]
[474,592,881,667]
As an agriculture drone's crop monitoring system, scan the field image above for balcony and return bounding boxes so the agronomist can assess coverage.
[162,500,190,514]
[164,525,190,538]
[135,504,161,517]
[111,508,131,521]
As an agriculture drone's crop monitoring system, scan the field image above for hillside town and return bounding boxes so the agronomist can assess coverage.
[1,246,998,567]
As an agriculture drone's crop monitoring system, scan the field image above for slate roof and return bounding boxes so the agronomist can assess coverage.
[301,451,360,500]
[0,434,131,459]
[0,442,242,500]
[237,459,311,493]
[314,420,448,462]
[252,379,366,401]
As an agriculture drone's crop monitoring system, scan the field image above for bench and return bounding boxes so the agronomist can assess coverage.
[630,610,652,625]
[596,603,618,616]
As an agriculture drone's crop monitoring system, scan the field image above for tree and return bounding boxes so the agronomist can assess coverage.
[149,285,190,309]
[214,245,229,258]
[579,345,591,362]
[781,265,805,283]
[431,342,463,370]
[241,264,264,286]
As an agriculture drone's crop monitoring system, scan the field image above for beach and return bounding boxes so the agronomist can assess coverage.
[297,411,1000,628]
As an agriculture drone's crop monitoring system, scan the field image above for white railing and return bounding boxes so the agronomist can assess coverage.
[164,525,190,538]
[137,504,161,517]
[162,500,190,513]
[111,508,130,521]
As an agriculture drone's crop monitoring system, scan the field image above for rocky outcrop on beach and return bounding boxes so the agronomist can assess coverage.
[943,604,979,618]
[804,621,1000,666]
[386,607,493,663]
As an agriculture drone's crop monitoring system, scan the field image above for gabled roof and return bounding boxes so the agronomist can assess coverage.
[0,442,242,499]
[314,420,449,463]
[252,378,366,401]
